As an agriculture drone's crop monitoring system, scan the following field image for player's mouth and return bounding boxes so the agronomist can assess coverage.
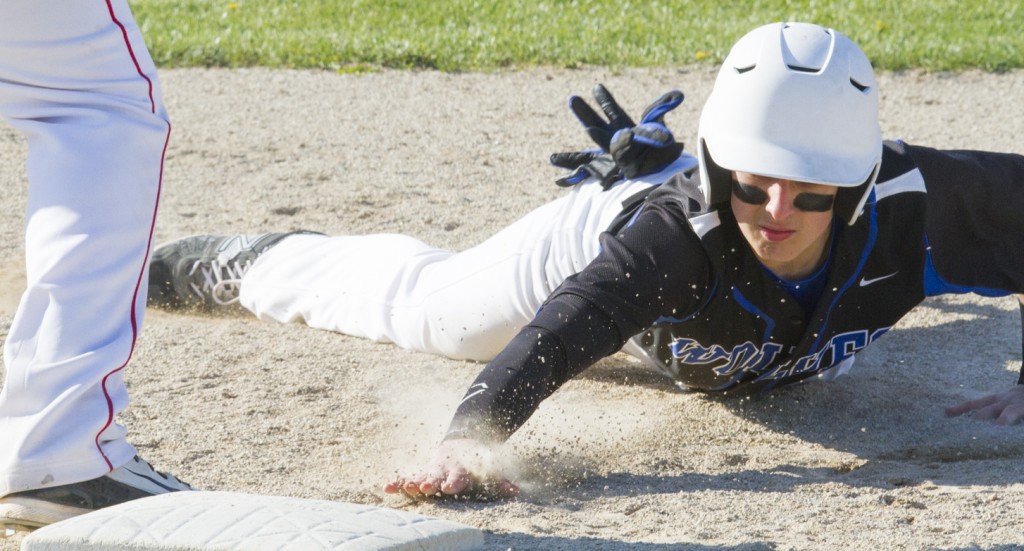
[760,226,795,242]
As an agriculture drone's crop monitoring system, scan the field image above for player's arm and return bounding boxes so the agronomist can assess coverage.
[903,145,1024,423]
[382,294,622,499]
[386,199,709,498]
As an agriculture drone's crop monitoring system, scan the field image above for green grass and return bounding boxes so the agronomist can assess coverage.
[131,0,1024,72]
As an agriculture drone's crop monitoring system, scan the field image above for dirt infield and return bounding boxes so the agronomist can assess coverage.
[2,66,1024,550]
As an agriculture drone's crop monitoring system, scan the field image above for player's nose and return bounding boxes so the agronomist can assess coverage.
[763,182,798,219]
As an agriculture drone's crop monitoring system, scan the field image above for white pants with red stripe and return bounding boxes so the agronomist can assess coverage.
[239,156,697,362]
[0,1,169,496]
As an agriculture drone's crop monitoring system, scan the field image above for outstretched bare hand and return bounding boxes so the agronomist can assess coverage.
[383,438,520,499]
[945,385,1024,425]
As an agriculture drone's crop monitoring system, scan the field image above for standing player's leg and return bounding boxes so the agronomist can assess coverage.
[0,0,190,533]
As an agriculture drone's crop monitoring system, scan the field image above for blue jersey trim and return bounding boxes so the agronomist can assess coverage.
[922,236,1010,298]
[732,286,776,341]
[813,190,879,352]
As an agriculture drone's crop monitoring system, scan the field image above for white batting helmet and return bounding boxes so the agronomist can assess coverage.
[697,22,882,224]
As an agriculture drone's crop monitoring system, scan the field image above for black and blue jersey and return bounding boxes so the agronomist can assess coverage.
[447,141,1024,442]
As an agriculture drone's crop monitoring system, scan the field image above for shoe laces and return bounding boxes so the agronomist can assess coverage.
[188,258,253,306]
[130,456,192,489]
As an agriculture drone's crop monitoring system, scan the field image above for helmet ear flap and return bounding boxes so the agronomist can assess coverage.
[833,164,879,225]
[699,140,736,208]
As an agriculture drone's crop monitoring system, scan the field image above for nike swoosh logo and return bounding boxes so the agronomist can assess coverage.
[859,272,898,287]
[457,383,489,406]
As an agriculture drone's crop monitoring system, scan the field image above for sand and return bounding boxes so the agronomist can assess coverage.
[2,66,1024,550]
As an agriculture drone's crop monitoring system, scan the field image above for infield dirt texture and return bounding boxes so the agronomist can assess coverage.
[2,67,1024,550]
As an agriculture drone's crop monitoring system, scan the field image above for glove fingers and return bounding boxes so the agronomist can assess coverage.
[592,84,636,130]
[639,90,684,124]
[585,127,614,151]
[610,123,684,180]
[628,123,674,147]
[610,124,674,155]
[553,154,620,188]
[555,166,590,187]
[568,95,608,130]
[614,142,684,179]
[610,129,640,166]
[550,150,602,169]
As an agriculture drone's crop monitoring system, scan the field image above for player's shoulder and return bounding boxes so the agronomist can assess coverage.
[882,139,1024,197]
[878,140,916,180]
[645,164,710,219]
[873,140,928,200]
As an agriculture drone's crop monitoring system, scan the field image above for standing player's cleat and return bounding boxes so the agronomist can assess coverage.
[0,456,193,535]
[148,232,315,310]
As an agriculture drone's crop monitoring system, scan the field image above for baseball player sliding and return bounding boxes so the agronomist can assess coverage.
[146,22,1024,499]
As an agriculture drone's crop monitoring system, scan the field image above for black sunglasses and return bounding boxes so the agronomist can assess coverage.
[731,180,836,212]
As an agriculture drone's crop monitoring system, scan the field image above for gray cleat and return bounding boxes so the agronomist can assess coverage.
[148,232,313,310]
[0,456,192,535]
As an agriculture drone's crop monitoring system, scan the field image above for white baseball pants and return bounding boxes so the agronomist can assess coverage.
[0,1,169,496]
[240,156,697,362]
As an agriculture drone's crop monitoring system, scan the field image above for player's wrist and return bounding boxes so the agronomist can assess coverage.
[442,422,507,444]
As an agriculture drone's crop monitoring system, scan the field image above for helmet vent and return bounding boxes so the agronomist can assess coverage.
[787,64,819,73]
[849,77,870,92]
[735,64,756,74]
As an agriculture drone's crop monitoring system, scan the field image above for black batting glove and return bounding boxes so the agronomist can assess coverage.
[549,150,619,189]
[609,89,685,178]
[567,84,637,152]
[556,84,686,187]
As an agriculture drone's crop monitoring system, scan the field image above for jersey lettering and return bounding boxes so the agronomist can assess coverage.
[670,337,784,376]
[672,327,891,382]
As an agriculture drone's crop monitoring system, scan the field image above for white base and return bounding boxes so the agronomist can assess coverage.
[20,491,483,551]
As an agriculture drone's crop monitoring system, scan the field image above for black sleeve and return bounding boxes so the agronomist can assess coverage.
[908,144,1024,292]
[445,198,710,442]
[905,143,1024,385]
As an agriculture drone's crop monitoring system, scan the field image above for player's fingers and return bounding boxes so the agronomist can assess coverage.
[968,402,1004,421]
[549,150,601,169]
[639,90,684,123]
[402,478,427,497]
[417,482,440,496]
[944,402,972,417]
[495,479,520,498]
[384,471,421,495]
[945,394,1000,416]
[568,95,606,129]
[439,467,472,496]
[592,84,635,129]
[416,466,448,497]
[995,402,1024,425]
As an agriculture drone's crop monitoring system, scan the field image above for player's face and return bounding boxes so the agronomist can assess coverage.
[730,172,838,280]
